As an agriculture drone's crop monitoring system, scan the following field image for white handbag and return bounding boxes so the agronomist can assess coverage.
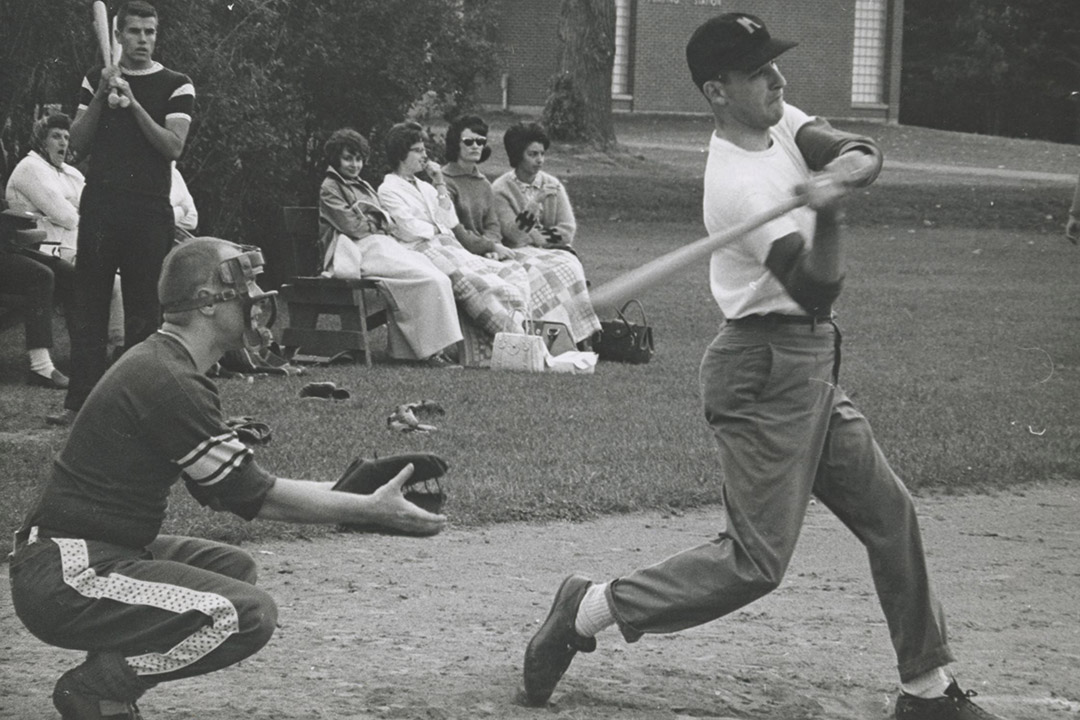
[490,312,548,372]
[321,233,364,279]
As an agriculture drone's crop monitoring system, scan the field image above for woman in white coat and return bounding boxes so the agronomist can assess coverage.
[377,121,529,339]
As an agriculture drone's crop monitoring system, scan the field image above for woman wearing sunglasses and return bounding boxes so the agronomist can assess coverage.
[441,115,599,347]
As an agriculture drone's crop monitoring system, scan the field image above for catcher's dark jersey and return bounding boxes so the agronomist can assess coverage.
[78,62,194,200]
[21,332,274,548]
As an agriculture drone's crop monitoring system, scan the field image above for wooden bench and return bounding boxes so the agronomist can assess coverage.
[277,207,387,366]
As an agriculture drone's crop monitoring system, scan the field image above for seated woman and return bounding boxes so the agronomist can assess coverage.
[6,112,124,359]
[0,209,75,388]
[442,115,600,345]
[491,122,577,252]
[319,128,462,367]
[377,121,529,339]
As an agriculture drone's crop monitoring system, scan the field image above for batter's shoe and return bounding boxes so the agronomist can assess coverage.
[53,671,143,720]
[895,680,1006,720]
[522,574,597,706]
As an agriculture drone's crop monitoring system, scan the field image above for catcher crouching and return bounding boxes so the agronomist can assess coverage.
[8,237,445,720]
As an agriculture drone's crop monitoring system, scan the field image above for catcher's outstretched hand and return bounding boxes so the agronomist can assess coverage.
[369,463,447,536]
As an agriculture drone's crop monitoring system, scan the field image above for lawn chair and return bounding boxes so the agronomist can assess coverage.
[277,206,387,366]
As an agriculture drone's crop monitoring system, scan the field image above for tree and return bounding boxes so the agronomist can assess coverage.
[902,0,1080,142]
[542,0,616,148]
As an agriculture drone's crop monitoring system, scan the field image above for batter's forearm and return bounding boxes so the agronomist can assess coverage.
[129,101,187,160]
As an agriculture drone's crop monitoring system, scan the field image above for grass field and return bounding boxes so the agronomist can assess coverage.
[1,117,1078,546]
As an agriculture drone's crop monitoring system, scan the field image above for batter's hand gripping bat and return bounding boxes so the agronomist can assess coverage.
[92,1,130,109]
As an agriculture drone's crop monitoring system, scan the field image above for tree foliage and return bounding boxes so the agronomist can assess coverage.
[901,0,1080,142]
[0,0,498,282]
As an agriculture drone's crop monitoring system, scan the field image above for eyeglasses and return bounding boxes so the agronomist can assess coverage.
[461,137,487,147]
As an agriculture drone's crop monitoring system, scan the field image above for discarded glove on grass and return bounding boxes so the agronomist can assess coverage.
[226,416,273,445]
[387,400,445,433]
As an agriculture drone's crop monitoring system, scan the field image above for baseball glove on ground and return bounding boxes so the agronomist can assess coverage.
[332,452,448,516]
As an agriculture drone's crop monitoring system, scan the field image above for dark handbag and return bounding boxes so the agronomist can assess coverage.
[593,299,654,364]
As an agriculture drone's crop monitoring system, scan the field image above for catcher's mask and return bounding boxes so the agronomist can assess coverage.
[162,244,278,350]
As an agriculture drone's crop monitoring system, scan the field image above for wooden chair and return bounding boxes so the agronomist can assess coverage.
[277,207,387,366]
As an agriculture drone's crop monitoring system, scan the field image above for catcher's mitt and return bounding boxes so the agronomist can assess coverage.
[332,452,448,517]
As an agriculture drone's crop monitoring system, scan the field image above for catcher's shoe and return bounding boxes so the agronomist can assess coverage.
[53,671,143,720]
[895,680,1006,720]
[523,574,597,706]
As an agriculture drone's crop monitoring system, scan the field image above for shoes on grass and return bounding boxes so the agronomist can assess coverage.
[895,680,1006,720]
[53,670,143,720]
[422,352,461,369]
[299,381,351,400]
[522,574,597,706]
[28,368,69,389]
[45,408,77,427]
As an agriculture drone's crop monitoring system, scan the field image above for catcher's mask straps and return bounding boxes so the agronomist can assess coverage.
[162,243,278,349]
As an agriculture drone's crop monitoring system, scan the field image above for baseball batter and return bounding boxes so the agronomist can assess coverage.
[522,14,1006,720]
[52,0,194,427]
[9,238,445,720]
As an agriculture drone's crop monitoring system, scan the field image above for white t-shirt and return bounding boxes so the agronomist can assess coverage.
[703,103,817,319]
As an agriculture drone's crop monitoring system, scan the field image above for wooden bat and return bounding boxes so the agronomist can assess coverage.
[585,193,808,313]
[92,1,129,108]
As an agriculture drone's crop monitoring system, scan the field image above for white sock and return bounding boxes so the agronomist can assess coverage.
[28,348,55,376]
[574,582,615,637]
[901,667,951,698]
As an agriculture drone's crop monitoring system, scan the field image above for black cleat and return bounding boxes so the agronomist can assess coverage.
[895,680,1007,720]
[53,670,143,719]
[522,574,597,706]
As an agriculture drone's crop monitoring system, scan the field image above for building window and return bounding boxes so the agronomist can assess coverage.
[611,0,632,97]
[851,0,887,105]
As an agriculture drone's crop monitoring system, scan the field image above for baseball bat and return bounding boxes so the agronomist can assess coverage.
[92,1,128,108]
[585,193,808,312]
[92,1,112,66]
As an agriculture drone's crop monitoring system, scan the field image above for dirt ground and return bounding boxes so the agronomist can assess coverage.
[2,483,1078,720]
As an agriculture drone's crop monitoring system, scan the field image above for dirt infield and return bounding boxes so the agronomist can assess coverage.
[2,483,1078,719]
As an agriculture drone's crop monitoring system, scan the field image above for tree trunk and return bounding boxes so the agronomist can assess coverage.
[556,0,617,148]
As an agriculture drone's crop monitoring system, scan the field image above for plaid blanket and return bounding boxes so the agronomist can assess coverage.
[511,246,600,343]
[416,234,529,337]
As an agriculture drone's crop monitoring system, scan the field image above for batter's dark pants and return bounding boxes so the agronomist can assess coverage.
[606,319,955,683]
[64,189,173,411]
[9,529,278,700]
[0,249,75,349]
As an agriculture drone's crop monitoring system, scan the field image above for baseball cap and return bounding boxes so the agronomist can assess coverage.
[686,12,798,90]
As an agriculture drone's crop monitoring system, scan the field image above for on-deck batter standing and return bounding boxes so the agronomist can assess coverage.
[523,13,1007,720]
[10,238,445,720]
[52,0,194,427]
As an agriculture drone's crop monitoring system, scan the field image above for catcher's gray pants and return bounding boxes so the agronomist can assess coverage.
[606,319,955,683]
[9,531,277,695]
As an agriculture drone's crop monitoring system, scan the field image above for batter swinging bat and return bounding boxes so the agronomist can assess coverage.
[585,194,807,312]
[92,1,129,109]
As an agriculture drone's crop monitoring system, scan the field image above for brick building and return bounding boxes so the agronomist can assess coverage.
[479,0,904,122]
